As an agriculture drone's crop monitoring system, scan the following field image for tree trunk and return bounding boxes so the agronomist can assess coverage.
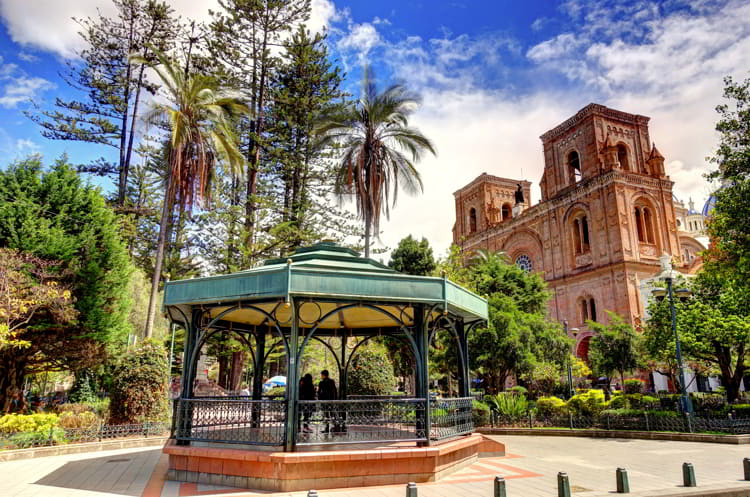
[218,354,229,390]
[364,210,371,258]
[144,172,172,339]
[229,351,245,391]
[0,353,28,413]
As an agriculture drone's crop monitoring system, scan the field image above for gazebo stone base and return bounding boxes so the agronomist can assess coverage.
[164,433,505,491]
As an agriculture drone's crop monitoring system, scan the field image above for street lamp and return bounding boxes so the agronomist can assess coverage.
[563,321,580,399]
[652,254,693,415]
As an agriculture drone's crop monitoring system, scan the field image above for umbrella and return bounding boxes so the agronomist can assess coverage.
[267,375,286,386]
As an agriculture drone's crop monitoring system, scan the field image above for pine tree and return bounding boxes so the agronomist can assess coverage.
[25,0,178,205]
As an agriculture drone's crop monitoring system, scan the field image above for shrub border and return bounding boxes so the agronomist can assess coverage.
[0,436,168,462]
[477,427,750,444]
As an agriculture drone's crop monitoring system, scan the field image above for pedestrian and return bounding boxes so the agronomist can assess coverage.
[299,374,315,433]
[318,370,338,433]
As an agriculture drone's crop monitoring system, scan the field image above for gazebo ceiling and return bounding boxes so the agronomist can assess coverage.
[164,242,488,324]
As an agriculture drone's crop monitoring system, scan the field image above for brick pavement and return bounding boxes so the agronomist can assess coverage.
[1,435,750,497]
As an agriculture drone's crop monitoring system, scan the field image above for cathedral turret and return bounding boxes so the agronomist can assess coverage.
[646,143,666,177]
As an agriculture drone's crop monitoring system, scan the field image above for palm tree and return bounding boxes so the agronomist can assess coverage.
[138,49,250,339]
[316,66,436,258]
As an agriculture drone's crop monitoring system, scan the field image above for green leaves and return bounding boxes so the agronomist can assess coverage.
[588,311,640,385]
[388,235,436,275]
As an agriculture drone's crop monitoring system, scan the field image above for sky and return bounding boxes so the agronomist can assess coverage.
[0,0,748,259]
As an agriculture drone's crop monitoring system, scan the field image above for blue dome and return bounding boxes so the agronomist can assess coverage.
[702,195,717,217]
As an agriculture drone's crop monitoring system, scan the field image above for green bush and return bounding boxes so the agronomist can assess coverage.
[690,392,726,412]
[472,400,490,426]
[566,389,606,416]
[623,379,644,394]
[68,369,99,404]
[606,395,627,409]
[601,408,644,417]
[7,427,66,448]
[535,396,566,417]
[265,386,286,397]
[509,386,528,395]
[487,393,529,420]
[729,404,750,417]
[0,413,59,434]
[110,342,169,424]
[347,346,397,396]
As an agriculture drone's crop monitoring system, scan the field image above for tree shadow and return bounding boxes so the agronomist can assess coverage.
[34,448,161,496]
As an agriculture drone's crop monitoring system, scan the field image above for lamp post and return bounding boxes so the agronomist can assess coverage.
[652,254,693,415]
[564,321,580,399]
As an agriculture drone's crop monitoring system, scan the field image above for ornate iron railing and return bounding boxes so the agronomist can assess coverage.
[297,398,427,445]
[175,397,286,446]
[0,422,170,451]
[431,397,474,440]
[488,412,750,434]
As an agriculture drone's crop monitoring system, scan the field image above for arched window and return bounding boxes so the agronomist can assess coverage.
[502,203,511,221]
[571,213,591,255]
[589,298,597,322]
[617,144,630,171]
[634,204,657,245]
[581,299,589,322]
[469,208,477,234]
[515,254,532,272]
[568,151,582,184]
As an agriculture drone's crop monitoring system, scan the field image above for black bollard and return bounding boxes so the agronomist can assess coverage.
[406,482,418,497]
[558,472,571,497]
[744,458,750,481]
[682,463,696,487]
[494,476,507,497]
[308,491,318,497]
[616,468,629,494]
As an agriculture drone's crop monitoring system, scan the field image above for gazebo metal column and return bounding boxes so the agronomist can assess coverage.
[176,307,201,446]
[456,319,470,397]
[284,299,299,451]
[414,304,431,446]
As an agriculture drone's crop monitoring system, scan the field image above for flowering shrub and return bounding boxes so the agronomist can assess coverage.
[109,342,169,424]
[0,413,59,434]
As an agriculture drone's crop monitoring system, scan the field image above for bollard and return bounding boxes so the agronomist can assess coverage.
[682,463,696,487]
[406,482,418,497]
[744,458,750,481]
[557,472,571,497]
[616,468,630,493]
[494,476,507,497]
[307,491,318,497]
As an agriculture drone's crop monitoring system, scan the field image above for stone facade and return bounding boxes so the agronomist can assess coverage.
[452,103,705,359]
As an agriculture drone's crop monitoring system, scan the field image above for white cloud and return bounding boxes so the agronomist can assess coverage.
[18,52,39,63]
[0,76,55,108]
[337,22,381,55]
[15,138,40,154]
[0,0,340,59]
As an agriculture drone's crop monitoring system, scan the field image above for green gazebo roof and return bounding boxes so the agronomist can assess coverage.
[163,242,487,327]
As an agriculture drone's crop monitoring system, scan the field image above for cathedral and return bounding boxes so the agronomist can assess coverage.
[452,103,707,361]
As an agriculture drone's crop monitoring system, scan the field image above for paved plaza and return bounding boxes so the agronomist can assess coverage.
[2,435,750,497]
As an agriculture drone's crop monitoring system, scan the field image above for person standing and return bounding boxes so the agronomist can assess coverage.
[299,374,315,432]
[317,370,337,433]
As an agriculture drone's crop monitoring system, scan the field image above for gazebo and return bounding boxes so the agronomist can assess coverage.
[163,242,495,490]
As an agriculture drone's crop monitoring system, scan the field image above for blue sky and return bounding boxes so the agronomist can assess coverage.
[0,0,748,254]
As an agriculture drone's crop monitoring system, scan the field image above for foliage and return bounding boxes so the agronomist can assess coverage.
[347,345,397,396]
[316,65,436,257]
[461,250,568,393]
[623,379,645,394]
[68,369,99,404]
[471,399,490,427]
[510,386,528,395]
[109,341,169,424]
[388,236,436,276]
[59,411,98,429]
[689,392,726,412]
[566,389,606,416]
[6,427,67,449]
[0,413,59,433]
[486,393,529,420]
[535,396,566,417]
[571,356,592,378]
[522,361,564,398]
[0,157,132,412]
[588,312,641,387]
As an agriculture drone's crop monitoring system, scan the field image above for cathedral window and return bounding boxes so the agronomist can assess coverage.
[568,151,582,184]
[571,213,591,255]
[579,296,597,324]
[634,205,656,244]
[589,298,597,322]
[469,208,477,234]
[617,144,630,171]
[502,203,511,221]
[515,254,532,272]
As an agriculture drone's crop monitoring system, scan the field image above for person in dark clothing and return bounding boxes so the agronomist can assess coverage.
[318,370,338,433]
[299,373,315,432]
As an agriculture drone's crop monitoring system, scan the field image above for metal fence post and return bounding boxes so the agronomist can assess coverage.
[616,468,630,493]
[744,458,750,481]
[494,476,507,497]
[644,412,649,432]
[406,482,418,497]
[682,463,696,487]
[558,472,571,497]
[569,413,573,430]
[528,411,533,429]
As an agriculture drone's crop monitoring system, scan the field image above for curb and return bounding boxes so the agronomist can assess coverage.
[477,427,750,444]
[0,437,168,462]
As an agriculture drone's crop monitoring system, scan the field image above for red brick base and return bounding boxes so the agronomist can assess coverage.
[164,433,505,491]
